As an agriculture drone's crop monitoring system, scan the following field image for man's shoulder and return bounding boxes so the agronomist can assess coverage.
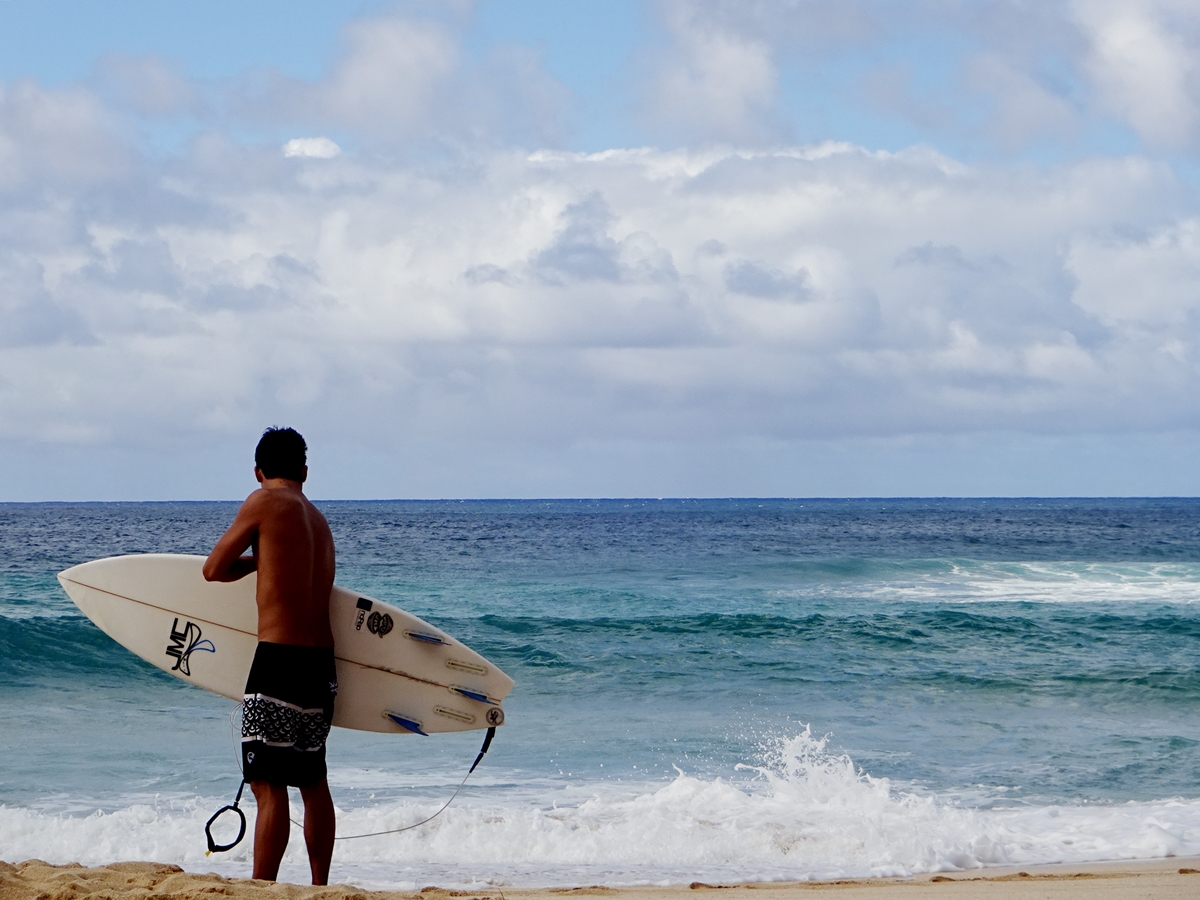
[239,487,274,512]
[241,486,306,516]
[304,497,333,531]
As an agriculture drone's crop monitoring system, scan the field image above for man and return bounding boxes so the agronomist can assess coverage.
[203,427,338,885]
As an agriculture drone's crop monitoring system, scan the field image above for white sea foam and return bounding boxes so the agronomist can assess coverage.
[835,561,1200,606]
[3,731,1199,888]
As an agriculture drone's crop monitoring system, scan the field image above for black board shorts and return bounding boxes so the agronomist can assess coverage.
[241,642,337,787]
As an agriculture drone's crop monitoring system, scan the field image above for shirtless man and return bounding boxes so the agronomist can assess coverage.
[203,427,337,885]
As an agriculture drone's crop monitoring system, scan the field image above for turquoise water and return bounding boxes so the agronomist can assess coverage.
[2,499,1200,886]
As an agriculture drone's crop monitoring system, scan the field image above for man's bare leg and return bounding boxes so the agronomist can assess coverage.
[250,781,290,881]
[299,779,335,885]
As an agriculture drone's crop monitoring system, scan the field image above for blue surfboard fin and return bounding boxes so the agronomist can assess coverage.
[405,631,449,645]
[386,713,428,735]
[451,687,494,704]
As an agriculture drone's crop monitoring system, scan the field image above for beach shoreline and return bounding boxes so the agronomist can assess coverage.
[4,858,1199,900]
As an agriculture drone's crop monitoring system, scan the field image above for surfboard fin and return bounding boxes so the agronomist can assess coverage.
[405,631,449,645]
[386,712,428,735]
[451,686,495,704]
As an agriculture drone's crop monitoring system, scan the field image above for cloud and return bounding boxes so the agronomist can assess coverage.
[7,3,1200,496]
[0,256,94,348]
[724,260,810,302]
[643,1,1200,155]
[94,53,204,118]
[1073,0,1200,149]
[228,11,568,149]
[313,15,459,132]
[965,53,1079,149]
[1,86,1198,454]
[0,79,130,190]
[531,194,679,287]
[640,1,781,144]
[60,3,1200,159]
[1067,218,1200,328]
[662,0,886,53]
[283,137,341,159]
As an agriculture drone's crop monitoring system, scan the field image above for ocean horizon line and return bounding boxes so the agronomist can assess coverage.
[4,495,1200,505]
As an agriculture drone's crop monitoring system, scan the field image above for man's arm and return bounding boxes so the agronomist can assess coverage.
[203,494,263,582]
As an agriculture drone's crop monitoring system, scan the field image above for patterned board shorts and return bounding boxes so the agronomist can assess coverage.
[242,642,337,786]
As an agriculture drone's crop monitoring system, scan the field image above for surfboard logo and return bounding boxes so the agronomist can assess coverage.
[165,617,216,676]
[355,597,372,631]
[367,611,394,638]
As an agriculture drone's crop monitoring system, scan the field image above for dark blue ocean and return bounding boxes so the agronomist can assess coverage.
[2,499,1200,886]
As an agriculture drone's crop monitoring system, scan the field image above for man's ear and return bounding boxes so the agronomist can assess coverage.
[254,467,265,485]
[300,464,309,484]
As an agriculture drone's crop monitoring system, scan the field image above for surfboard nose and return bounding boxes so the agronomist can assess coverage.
[57,563,91,606]
[58,561,89,585]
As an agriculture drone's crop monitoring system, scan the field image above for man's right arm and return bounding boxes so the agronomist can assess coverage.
[203,493,263,582]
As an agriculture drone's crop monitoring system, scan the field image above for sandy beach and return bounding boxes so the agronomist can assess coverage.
[4,859,1199,900]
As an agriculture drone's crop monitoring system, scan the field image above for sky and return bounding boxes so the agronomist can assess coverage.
[3,0,1200,499]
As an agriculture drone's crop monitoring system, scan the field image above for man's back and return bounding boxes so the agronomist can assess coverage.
[203,478,336,647]
[252,483,336,647]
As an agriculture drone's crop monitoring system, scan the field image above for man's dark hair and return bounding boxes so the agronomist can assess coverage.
[255,427,307,481]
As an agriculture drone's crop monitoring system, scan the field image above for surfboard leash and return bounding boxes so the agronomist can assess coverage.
[330,726,496,841]
[206,707,497,852]
[205,779,247,855]
[205,705,252,855]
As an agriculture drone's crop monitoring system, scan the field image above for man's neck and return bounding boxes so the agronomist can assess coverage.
[260,477,304,493]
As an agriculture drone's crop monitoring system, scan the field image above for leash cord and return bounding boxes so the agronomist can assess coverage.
[209,704,496,848]
[318,727,496,841]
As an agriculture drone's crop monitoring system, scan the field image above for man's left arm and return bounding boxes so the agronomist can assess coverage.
[203,495,262,582]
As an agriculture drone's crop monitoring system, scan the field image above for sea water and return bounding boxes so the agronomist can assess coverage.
[2,498,1200,887]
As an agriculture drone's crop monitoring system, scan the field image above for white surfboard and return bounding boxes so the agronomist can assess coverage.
[58,554,513,735]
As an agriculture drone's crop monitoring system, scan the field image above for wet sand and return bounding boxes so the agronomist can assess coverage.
[3,859,1199,900]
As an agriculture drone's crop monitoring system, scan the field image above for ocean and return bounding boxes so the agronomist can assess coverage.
[2,498,1200,888]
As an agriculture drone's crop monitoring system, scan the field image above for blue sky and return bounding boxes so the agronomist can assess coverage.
[0,2,357,82]
[2,1,1200,499]
[0,0,1153,159]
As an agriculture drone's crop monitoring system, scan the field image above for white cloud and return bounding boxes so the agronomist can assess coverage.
[1068,218,1200,327]
[1073,0,1200,148]
[0,79,129,189]
[221,13,461,143]
[313,15,458,133]
[9,3,1200,495]
[283,137,341,159]
[229,11,568,149]
[647,1,1200,155]
[2,91,1199,457]
[641,1,781,144]
[966,53,1078,149]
